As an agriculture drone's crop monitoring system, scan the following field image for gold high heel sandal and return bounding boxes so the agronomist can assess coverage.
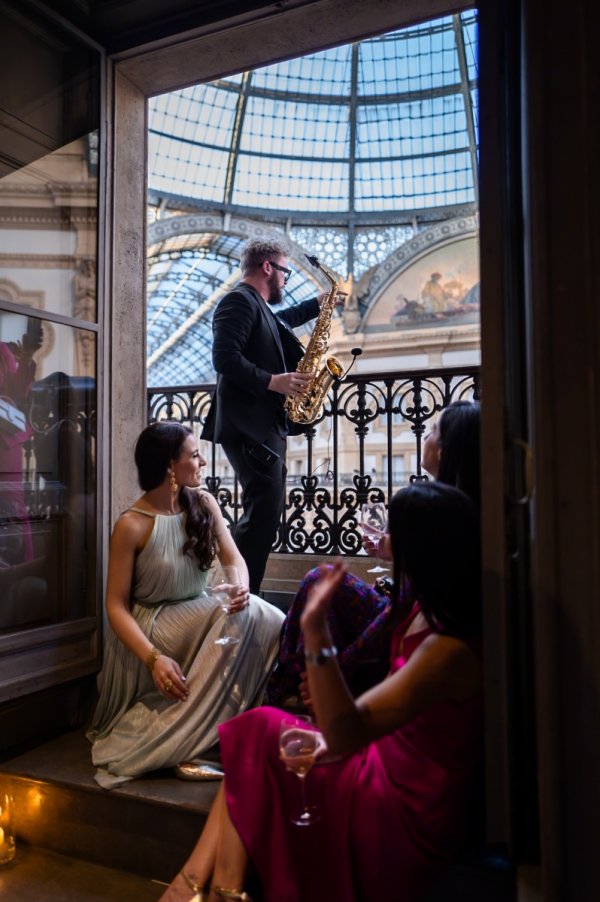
[179,871,206,901]
[174,761,224,781]
[211,885,252,901]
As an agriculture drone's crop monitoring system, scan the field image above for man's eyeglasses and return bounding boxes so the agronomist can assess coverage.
[268,261,292,284]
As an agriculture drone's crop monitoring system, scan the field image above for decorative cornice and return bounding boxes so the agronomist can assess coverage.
[0,213,97,228]
[334,321,480,353]
[148,211,284,246]
[147,212,330,288]
[0,278,45,308]
[0,254,77,269]
[0,182,97,198]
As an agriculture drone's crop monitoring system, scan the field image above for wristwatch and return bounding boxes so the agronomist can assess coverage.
[305,645,338,666]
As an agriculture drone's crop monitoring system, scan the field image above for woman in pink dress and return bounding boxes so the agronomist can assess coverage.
[266,399,481,708]
[160,481,482,902]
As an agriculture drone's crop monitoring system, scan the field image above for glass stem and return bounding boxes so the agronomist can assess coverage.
[298,773,309,813]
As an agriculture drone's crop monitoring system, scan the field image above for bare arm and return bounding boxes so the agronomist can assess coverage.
[301,561,481,756]
[105,514,189,701]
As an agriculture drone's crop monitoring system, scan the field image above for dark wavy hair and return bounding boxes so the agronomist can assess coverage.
[134,422,217,570]
[389,481,481,637]
[437,400,481,508]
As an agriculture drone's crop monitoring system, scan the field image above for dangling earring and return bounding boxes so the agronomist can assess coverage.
[169,469,178,493]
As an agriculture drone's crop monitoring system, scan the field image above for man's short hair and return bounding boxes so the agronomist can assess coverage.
[240,237,291,274]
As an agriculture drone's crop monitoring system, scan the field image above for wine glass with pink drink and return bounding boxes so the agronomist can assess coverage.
[279,715,323,826]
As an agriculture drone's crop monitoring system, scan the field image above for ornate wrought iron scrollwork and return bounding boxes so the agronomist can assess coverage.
[147,365,480,557]
[281,478,335,553]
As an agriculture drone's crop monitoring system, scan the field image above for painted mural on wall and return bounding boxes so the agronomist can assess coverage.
[366,236,480,331]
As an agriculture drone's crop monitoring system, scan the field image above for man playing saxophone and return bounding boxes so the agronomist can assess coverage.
[201,237,343,594]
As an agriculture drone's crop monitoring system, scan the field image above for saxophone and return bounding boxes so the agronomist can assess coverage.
[284,254,345,425]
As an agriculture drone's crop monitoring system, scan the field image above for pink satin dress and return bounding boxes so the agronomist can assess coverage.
[218,609,482,902]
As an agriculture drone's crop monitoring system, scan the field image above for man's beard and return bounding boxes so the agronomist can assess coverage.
[267,272,283,305]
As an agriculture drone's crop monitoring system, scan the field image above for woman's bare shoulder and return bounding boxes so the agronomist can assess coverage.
[416,632,482,699]
[112,507,154,546]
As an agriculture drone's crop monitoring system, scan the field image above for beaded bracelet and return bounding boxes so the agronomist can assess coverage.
[145,646,162,674]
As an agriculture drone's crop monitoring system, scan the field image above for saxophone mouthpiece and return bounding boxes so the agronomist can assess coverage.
[305,254,320,268]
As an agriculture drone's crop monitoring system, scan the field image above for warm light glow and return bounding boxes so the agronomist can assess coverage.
[0,793,15,866]
[27,787,43,810]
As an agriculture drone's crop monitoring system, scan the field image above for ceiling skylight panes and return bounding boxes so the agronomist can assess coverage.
[240,97,349,159]
[461,13,478,82]
[359,22,459,96]
[357,96,468,160]
[232,155,348,212]
[148,12,478,218]
[147,10,479,385]
[251,46,352,95]
[355,151,473,212]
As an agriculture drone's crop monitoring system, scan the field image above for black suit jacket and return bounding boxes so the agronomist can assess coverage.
[201,284,319,446]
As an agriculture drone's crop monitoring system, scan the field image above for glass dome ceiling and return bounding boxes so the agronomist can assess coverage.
[147,10,478,387]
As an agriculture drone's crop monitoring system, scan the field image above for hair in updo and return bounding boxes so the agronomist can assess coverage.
[134,422,218,570]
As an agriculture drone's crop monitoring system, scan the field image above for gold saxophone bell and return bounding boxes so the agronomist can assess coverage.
[285,256,347,425]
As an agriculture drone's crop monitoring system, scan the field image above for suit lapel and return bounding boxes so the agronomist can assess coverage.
[274,317,305,370]
[239,284,286,368]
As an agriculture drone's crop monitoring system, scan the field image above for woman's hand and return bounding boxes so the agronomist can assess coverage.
[363,532,392,561]
[152,654,189,702]
[300,559,346,640]
[224,582,250,614]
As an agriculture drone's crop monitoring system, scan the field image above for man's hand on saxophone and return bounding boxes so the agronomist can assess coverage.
[268,371,311,398]
[317,290,347,308]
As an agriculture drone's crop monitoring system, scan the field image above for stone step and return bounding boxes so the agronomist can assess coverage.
[0,729,218,884]
[262,552,376,588]
[0,845,167,901]
[0,732,515,901]
[261,552,381,611]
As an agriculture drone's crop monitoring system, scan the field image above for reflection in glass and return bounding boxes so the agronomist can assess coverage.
[0,135,99,323]
[0,312,96,633]
[0,2,100,637]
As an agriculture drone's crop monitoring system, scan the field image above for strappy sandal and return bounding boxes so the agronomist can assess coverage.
[211,885,253,901]
[179,870,206,901]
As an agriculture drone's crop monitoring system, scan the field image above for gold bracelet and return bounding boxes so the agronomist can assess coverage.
[145,646,162,674]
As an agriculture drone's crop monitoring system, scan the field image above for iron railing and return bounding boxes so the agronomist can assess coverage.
[148,365,480,556]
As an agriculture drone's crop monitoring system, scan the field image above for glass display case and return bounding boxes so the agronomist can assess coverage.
[0,0,102,717]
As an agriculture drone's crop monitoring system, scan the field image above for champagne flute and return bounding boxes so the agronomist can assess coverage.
[209,565,242,646]
[360,501,390,573]
[279,715,322,826]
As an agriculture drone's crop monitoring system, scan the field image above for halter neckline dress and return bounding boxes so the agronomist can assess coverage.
[88,507,284,788]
